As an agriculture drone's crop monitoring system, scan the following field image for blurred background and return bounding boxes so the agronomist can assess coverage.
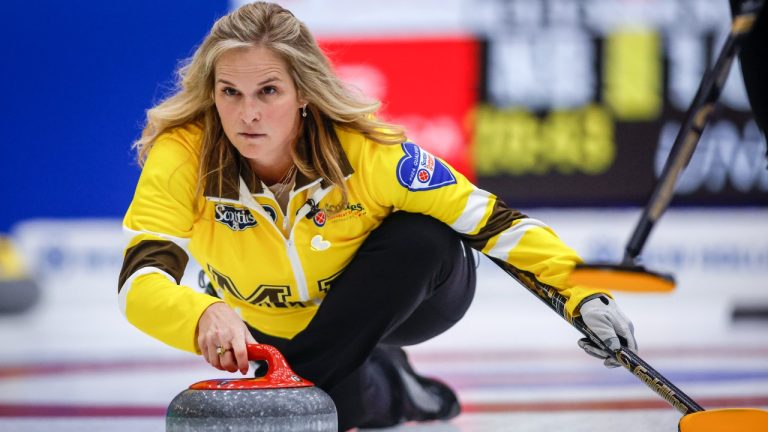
[0,0,765,431]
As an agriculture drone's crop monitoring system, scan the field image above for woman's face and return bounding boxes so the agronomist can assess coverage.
[214,45,304,166]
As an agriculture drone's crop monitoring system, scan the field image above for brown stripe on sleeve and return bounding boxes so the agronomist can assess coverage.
[118,240,189,293]
[461,199,527,251]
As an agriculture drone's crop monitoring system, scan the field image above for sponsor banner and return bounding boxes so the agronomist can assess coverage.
[472,0,766,206]
[233,0,468,36]
[319,37,479,179]
[245,0,765,206]
[11,220,203,306]
[242,0,729,37]
[8,213,765,348]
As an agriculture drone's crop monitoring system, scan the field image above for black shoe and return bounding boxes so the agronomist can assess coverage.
[371,345,461,423]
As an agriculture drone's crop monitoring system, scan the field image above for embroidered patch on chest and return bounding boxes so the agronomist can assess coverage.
[312,210,327,227]
[214,204,258,231]
[396,142,457,191]
[261,204,278,222]
[310,234,331,251]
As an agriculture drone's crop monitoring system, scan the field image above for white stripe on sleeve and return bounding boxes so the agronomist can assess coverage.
[118,266,176,318]
[486,218,549,261]
[450,188,493,235]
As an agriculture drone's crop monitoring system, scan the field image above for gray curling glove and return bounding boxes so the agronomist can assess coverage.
[577,295,637,368]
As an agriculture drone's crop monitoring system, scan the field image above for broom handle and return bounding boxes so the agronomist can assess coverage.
[623,0,764,264]
[490,258,705,414]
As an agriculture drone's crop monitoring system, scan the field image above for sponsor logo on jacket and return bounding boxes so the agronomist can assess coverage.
[396,142,457,191]
[261,204,278,222]
[313,210,327,227]
[324,202,367,224]
[215,204,258,231]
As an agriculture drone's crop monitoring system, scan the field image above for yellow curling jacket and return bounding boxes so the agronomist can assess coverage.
[119,122,608,354]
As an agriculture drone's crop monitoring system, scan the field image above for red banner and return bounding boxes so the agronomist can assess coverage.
[319,37,479,180]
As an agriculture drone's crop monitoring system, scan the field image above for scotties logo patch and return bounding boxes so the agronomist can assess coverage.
[261,204,278,222]
[396,142,456,191]
[215,204,258,231]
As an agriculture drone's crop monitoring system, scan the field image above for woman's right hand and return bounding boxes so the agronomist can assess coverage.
[196,302,258,375]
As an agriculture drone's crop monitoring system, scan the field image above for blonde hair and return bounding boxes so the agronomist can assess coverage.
[134,1,405,201]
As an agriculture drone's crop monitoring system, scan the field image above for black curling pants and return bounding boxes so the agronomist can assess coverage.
[247,211,477,430]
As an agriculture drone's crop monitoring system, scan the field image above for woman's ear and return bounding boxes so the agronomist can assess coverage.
[296,88,308,107]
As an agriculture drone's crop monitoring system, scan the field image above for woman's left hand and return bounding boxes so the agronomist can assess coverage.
[577,295,638,367]
[196,302,258,375]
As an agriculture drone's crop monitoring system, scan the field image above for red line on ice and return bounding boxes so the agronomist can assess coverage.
[1,396,766,417]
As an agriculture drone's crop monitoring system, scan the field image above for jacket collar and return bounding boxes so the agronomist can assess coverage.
[203,137,354,200]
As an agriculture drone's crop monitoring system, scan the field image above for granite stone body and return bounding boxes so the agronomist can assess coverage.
[166,387,337,432]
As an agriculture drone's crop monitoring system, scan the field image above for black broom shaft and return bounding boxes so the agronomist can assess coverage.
[624,0,764,263]
[489,258,705,414]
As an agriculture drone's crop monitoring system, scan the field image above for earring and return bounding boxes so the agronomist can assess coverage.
[301,104,308,118]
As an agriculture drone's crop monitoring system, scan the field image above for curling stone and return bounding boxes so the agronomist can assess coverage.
[167,344,337,432]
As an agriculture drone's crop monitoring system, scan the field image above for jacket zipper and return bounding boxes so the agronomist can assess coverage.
[284,236,309,301]
[237,179,311,301]
[285,183,335,302]
[238,178,333,303]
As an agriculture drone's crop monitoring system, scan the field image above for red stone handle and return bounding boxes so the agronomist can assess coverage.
[189,344,314,390]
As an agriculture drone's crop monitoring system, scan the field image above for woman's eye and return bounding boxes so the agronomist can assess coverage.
[262,86,277,95]
[222,87,239,96]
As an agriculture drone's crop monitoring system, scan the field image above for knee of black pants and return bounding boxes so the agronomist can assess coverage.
[383,221,476,341]
[368,211,467,290]
[370,212,477,345]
